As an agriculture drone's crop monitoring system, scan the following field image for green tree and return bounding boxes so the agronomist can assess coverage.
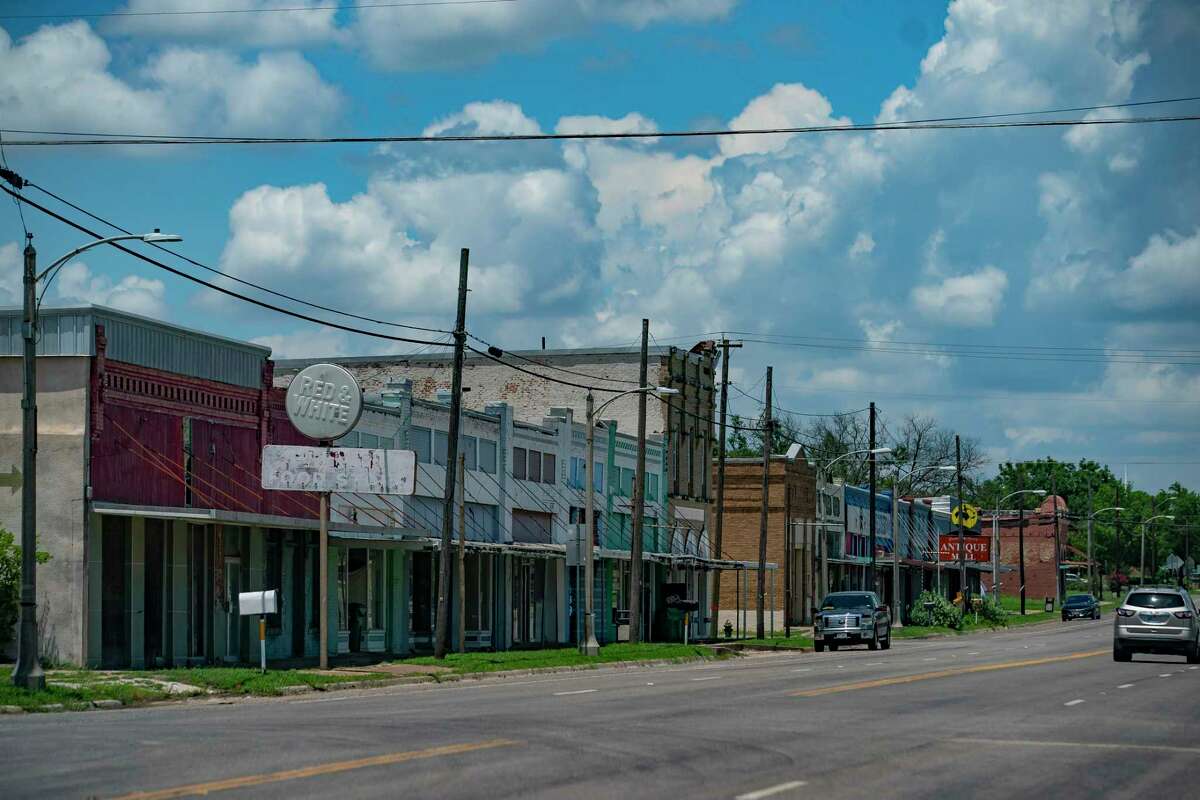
[0,528,51,652]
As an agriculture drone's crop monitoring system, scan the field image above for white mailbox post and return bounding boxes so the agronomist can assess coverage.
[239,589,279,673]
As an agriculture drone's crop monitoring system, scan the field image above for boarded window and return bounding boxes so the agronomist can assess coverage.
[542,452,556,485]
[462,435,478,471]
[410,426,432,464]
[434,430,449,466]
[513,447,527,480]
[527,449,542,482]
[479,439,497,474]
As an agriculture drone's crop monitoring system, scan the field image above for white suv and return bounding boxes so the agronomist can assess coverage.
[1113,587,1200,663]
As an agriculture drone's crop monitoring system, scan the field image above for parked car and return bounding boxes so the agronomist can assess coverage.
[813,591,891,652]
[1061,594,1100,621]
[1113,587,1200,663]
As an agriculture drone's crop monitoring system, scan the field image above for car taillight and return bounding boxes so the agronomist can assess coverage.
[1173,611,1194,619]
[1116,608,1135,617]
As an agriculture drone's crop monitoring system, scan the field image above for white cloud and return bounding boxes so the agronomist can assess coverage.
[555,113,658,137]
[424,101,542,137]
[719,82,847,158]
[52,261,166,318]
[0,243,20,306]
[912,266,1008,327]
[354,0,736,71]
[1113,228,1200,312]
[849,232,875,259]
[0,22,341,141]
[252,326,352,360]
[1003,426,1087,449]
[109,0,345,48]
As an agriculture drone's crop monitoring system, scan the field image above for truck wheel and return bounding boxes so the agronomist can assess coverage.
[867,631,879,651]
[815,642,825,653]
[881,629,891,650]
[1188,641,1200,665]
[829,644,839,651]
[1113,643,1132,662]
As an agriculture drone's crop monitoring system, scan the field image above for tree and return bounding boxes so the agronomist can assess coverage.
[0,528,50,652]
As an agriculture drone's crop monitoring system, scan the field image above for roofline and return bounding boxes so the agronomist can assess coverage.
[1,303,272,357]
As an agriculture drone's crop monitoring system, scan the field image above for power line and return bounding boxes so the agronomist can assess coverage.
[4,114,1198,148]
[723,330,1200,357]
[7,95,1199,143]
[1,184,449,349]
[465,332,638,386]
[26,180,454,337]
[728,382,867,418]
[0,0,517,21]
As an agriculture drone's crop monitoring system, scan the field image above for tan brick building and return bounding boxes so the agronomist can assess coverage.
[711,455,818,634]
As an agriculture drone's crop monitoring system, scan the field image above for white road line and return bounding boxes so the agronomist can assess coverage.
[923,658,937,662]
[1064,699,1085,707]
[553,689,597,696]
[1117,683,1135,689]
[1190,666,1199,671]
[1159,674,1172,678]
[792,668,812,673]
[866,662,883,666]
[967,652,980,656]
[736,780,808,800]
[691,676,721,682]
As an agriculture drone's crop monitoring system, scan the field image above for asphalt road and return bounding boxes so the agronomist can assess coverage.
[3,620,1198,800]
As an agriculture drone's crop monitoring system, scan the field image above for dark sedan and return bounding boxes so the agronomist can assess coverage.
[1062,593,1101,621]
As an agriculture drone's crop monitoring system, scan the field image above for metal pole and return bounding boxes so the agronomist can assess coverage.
[319,492,329,669]
[891,465,901,627]
[992,501,1000,602]
[868,403,877,593]
[581,392,600,655]
[259,616,267,674]
[435,248,469,659]
[1018,491,1027,615]
[955,434,966,606]
[1087,480,1094,596]
[784,481,792,637]
[756,366,772,639]
[456,452,466,654]
[629,319,649,644]
[769,567,775,637]
[13,235,44,690]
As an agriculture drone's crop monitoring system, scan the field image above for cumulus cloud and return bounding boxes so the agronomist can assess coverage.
[0,21,341,141]
[52,261,167,318]
[108,0,345,47]
[1113,228,1200,313]
[849,232,875,259]
[0,243,20,306]
[912,266,1008,327]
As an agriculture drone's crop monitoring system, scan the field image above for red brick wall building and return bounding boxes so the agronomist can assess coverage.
[986,496,1070,602]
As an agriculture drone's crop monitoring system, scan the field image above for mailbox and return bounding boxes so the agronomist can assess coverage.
[239,589,279,616]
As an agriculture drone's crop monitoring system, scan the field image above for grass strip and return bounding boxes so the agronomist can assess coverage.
[398,642,717,675]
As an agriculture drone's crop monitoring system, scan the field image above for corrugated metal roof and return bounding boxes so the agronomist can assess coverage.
[0,305,269,388]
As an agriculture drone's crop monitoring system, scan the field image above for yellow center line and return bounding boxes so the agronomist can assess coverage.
[109,738,520,800]
[789,649,1108,697]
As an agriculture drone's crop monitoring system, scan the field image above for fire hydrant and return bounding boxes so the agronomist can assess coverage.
[723,620,734,639]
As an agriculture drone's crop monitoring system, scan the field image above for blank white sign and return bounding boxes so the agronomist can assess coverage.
[262,445,416,495]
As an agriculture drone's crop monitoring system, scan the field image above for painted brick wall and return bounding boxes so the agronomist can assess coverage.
[991,510,1070,602]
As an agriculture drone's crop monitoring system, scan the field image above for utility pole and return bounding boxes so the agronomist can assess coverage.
[1052,474,1062,606]
[456,452,466,654]
[955,434,966,606]
[628,319,649,644]
[756,366,772,639]
[1018,475,1027,615]
[712,337,741,638]
[13,235,44,690]
[1087,479,1095,596]
[581,392,600,655]
[868,402,877,593]
[784,483,792,638]
[1115,482,1123,587]
[319,491,329,669]
[435,248,469,659]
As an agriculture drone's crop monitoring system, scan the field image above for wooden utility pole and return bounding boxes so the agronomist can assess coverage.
[756,366,772,639]
[956,434,966,606]
[1052,474,1062,606]
[1018,474,1027,615]
[456,452,466,654]
[319,492,329,669]
[435,248,469,659]
[711,338,742,638]
[784,482,792,637]
[629,319,649,643]
[1087,479,1095,596]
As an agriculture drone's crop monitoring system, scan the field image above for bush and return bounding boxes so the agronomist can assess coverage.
[973,594,1008,626]
[908,591,963,630]
[0,528,51,652]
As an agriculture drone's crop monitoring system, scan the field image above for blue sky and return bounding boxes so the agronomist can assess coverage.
[1,0,1197,491]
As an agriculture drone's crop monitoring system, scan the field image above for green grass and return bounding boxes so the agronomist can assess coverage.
[0,680,170,712]
[148,667,388,695]
[398,642,718,675]
[734,632,814,650]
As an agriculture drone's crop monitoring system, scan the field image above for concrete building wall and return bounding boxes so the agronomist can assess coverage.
[0,356,89,665]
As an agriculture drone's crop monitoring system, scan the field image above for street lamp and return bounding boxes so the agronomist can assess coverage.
[581,385,679,655]
[13,230,181,690]
[820,447,890,593]
[992,489,1047,604]
[1087,506,1123,597]
[1140,515,1175,586]
[887,463,955,626]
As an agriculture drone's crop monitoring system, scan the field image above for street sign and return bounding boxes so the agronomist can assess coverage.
[951,503,980,529]
[262,445,416,495]
[285,363,363,441]
[939,535,991,562]
[0,465,21,494]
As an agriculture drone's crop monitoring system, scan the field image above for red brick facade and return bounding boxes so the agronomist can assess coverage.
[987,496,1071,602]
